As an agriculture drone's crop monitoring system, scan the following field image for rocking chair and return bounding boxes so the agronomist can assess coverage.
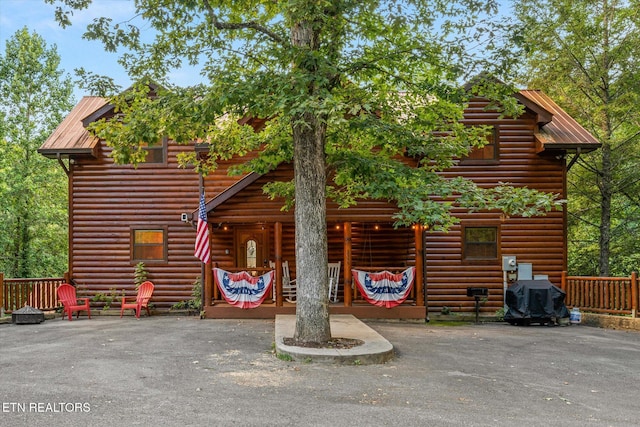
[328,261,341,303]
[282,261,297,303]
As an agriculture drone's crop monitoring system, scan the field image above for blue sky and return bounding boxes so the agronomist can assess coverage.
[1,0,515,103]
[0,0,201,102]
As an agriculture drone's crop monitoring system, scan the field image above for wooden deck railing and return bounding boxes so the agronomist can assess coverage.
[561,272,638,318]
[0,272,66,313]
[3,271,637,317]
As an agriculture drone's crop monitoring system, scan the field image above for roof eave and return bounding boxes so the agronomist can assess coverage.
[192,172,264,218]
[37,147,99,159]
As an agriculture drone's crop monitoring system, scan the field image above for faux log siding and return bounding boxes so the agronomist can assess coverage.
[426,100,566,314]
[70,142,203,309]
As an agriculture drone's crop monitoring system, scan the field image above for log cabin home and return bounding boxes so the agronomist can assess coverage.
[39,88,600,319]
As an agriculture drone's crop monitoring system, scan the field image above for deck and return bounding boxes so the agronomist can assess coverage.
[203,300,427,319]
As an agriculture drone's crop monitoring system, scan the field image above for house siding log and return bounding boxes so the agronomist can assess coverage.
[69,142,203,309]
[64,94,569,316]
[425,99,565,314]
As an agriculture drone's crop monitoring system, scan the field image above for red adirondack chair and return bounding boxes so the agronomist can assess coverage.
[57,283,92,321]
[120,281,154,318]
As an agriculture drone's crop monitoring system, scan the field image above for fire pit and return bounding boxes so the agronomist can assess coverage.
[12,306,45,324]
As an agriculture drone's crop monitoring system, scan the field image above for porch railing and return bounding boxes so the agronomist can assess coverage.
[561,271,638,318]
[0,272,66,313]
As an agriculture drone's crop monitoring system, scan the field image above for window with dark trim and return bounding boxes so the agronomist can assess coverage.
[463,225,498,261]
[461,126,498,164]
[142,137,167,164]
[132,228,167,262]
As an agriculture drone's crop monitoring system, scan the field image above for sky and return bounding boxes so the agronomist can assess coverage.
[0,0,201,102]
[1,0,515,104]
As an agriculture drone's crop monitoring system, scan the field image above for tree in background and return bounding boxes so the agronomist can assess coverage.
[52,0,560,344]
[512,0,640,276]
[0,27,74,277]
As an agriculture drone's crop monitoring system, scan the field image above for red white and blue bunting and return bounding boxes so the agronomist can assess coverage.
[352,267,415,308]
[214,268,274,309]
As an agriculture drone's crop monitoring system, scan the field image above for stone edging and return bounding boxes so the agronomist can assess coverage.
[580,312,640,332]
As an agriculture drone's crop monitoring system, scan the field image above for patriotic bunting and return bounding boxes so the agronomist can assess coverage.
[214,268,274,309]
[352,267,415,308]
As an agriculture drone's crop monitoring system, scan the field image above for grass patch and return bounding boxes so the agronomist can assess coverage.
[277,352,294,362]
[428,320,471,327]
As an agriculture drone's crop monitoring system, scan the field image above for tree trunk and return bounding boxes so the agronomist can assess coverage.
[290,19,331,344]
[292,113,330,343]
[597,3,612,277]
[598,140,612,277]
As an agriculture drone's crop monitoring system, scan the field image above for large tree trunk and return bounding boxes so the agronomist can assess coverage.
[290,19,331,344]
[292,113,330,343]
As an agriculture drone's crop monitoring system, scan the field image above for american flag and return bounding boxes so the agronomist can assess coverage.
[194,194,210,264]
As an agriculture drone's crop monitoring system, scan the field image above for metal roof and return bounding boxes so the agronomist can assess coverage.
[39,90,600,160]
[38,96,108,158]
[519,90,601,152]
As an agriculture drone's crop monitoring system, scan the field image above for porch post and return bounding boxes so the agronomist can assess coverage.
[275,222,283,306]
[414,224,425,307]
[631,271,638,318]
[343,222,352,306]
[204,258,213,306]
[0,272,4,316]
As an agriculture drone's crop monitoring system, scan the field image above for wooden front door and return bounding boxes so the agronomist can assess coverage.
[235,226,269,270]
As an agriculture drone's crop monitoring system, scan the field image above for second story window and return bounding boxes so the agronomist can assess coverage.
[142,137,167,164]
[461,126,498,164]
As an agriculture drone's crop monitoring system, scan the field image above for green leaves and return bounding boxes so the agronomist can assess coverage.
[55,0,560,232]
[0,28,74,277]
[513,0,640,274]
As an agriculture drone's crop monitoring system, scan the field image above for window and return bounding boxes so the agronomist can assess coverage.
[463,226,498,261]
[142,137,167,164]
[246,239,257,268]
[461,126,498,164]
[132,228,167,262]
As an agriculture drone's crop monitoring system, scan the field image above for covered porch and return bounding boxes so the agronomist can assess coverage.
[199,168,426,319]
[201,220,426,319]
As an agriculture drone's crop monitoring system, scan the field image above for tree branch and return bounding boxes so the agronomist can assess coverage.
[202,0,287,46]
[567,210,600,229]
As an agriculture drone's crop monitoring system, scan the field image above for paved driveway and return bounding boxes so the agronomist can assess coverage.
[1,316,639,426]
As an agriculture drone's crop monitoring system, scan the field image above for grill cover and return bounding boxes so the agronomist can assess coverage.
[504,280,569,325]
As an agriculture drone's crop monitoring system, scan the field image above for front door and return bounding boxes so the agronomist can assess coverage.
[235,226,269,271]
